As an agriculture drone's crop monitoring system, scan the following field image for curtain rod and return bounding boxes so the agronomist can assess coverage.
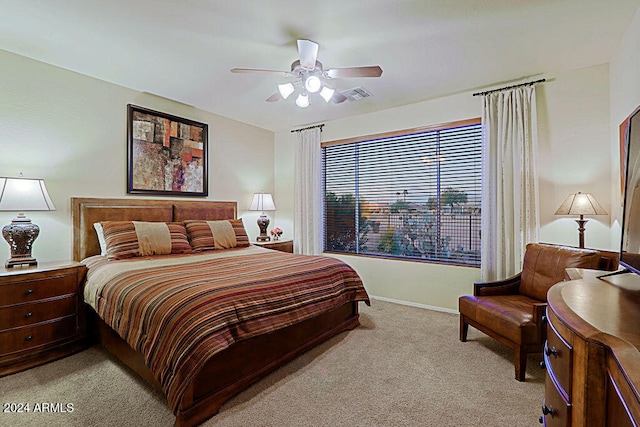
[472,78,546,97]
[291,123,325,133]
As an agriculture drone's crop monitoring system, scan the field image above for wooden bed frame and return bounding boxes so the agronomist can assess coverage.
[71,197,361,427]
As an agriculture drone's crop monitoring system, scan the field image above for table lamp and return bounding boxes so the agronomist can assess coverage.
[554,192,607,248]
[0,176,56,268]
[249,192,276,242]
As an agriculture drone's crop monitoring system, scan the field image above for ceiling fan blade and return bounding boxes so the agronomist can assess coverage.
[231,68,291,76]
[297,40,319,70]
[325,66,383,78]
[266,92,282,102]
[331,91,348,104]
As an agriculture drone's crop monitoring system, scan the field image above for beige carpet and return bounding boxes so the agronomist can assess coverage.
[0,300,544,427]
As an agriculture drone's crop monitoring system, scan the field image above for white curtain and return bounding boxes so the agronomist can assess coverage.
[481,85,540,281]
[294,127,323,255]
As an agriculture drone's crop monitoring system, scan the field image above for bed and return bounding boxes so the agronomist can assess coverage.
[71,197,369,427]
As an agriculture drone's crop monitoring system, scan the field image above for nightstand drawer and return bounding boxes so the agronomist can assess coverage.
[0,273,78,307]
[253,239,294,253]
[0,316,77,355]
[0,296,77,329]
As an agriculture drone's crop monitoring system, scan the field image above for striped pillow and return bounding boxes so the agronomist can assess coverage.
[184,219,250,251]
[101,221,192,260]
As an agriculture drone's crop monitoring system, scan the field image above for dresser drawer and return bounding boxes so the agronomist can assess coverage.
[0,316,77,355]
[0,296,77,330]
[0,273,78,307]
[542,374,571,427]
[545,319,573,400]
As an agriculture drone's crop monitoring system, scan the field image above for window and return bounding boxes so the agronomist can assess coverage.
[322,119,482,266]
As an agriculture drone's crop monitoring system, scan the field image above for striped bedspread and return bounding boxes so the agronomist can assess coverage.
[82,246,369,412]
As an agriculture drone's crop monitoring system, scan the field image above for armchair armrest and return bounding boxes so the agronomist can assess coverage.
[473,273,522,296]
[532,302,548,342]
[532,302,547,324]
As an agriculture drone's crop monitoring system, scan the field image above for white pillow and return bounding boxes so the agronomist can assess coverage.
[93,222,107,256]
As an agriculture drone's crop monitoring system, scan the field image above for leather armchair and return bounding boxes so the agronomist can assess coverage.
[459,243,605,381]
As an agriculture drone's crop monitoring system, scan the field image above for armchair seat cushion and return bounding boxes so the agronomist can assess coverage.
[459,294,541,344]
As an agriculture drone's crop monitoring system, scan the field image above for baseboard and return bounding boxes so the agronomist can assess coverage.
[369,295,458,314]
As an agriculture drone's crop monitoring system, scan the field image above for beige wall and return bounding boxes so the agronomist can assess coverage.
[611,6,640,250]
[0,49,275,263]
[275,64,613,312]
[537,65,612,249]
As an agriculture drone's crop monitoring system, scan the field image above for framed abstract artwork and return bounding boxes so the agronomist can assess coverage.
[127,104,208,196]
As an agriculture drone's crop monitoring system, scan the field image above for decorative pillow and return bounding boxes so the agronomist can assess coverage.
[100,221,192,260]
[93,222,107,256]
[184,219,250,251]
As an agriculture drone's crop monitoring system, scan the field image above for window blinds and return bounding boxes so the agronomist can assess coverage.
[323,121,482,266]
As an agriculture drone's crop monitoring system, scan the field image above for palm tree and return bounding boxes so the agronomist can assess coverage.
[441,188,468,212]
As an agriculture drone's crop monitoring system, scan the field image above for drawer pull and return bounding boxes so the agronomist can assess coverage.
[545,346,558,358]
[24,289,34,296]
[539,361,546,370]
[24,312,33,319]
[24,335,33,342]
[542,404,554,417]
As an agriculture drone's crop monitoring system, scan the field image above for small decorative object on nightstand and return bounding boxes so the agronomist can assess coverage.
[249,192,276,242]
[0,261,88,377]
[0,175,56,268]
[270,227,283,241]
[253,239,293,253]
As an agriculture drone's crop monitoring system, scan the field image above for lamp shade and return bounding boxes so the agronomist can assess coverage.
[295,93,309,108]
[278,83,295,100]
[249,193,276,211]
[304,75,322,93]
[0,177,56,212]
[320,86,335,102]
[554,192,607,216]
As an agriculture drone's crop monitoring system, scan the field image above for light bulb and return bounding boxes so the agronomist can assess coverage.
[278,83,295,99]
[304,75,322,93]
[296,93,309,108]
[320,86,335,102]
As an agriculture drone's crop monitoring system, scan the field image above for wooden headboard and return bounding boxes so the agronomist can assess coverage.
[71,197,238,261]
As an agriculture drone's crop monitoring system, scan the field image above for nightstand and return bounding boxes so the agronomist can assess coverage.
[0,261,88,377]
[253,239,294,253]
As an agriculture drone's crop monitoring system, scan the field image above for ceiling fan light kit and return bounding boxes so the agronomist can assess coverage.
[231,40,382,108]
[295,93,309,108]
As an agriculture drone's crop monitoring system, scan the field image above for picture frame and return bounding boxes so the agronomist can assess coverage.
[127,104,208,196]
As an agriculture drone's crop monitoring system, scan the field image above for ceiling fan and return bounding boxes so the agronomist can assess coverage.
[231,40,383,107]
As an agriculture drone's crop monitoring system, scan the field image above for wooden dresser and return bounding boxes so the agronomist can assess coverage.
[542,268,640,426]
[0,261,88,376]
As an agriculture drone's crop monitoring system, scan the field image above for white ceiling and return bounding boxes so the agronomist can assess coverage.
[1,0,639,132]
